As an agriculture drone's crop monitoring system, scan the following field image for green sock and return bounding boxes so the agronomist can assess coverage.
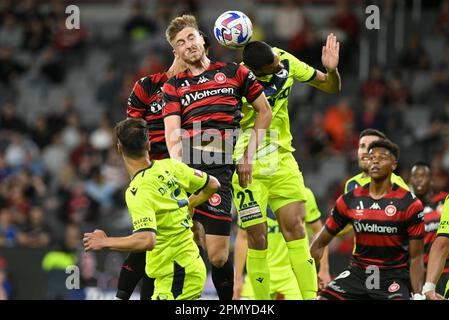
[246,248,270,300]
[286,238,318,300]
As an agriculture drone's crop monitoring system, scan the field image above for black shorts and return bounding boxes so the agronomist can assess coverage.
[319,264,411,300]
[191,163,234,236]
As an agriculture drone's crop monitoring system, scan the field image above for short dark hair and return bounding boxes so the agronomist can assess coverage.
[368,139,400,161]
[360,128,387,140]
[242,41,274,70]
[115,118,148,158]
[412,161,431,171]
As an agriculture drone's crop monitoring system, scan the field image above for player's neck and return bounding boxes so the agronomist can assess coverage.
[123,156,152,180]
[417,191,432,205]
[167,59,185,78]
[369,175,392,199]
[187,56,210,76]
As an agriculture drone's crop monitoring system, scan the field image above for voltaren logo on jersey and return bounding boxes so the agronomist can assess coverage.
[385,204,397,217]
[181,88,235,107]
[353,221,398,234]
[209,193,221,206]
[214,72,227,84]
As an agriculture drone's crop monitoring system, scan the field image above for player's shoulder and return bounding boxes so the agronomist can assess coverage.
[431,191,448,203]
[392,184,423,208]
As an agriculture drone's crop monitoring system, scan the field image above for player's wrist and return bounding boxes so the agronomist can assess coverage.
[421,282,436,294]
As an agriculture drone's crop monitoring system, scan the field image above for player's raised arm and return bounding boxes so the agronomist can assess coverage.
[409,238,425,298]
[187,174,220,216]
[307,33,341,94]
[83,229,156,253]
[308,220,331,288]
[162,79,183,161]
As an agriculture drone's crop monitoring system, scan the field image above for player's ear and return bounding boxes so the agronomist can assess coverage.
[172,48,177,57]
[117,142,122,155]
[146,141,151,153]
[391,159,397,171]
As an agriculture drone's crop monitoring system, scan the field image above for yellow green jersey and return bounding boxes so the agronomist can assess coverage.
[437,195,449,237]
[344,172,409,193]
[235,48,316,159]
[125,158,208,278]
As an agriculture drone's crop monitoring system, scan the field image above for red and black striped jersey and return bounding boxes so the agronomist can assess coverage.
[325,183,425,269]
[127,72,169,160]
[162,61,263,151]
[421,191,449,273]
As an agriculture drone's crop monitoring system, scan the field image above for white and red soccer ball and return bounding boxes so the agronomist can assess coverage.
[213,11,253,49]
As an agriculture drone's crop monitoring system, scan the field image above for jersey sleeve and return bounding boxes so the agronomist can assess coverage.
[392,173,410,191]
[236,64,263,103]
[405,198,425,239]
[324,195,350,235]
[127,77,151,118]
[126,185,157,233]
[437,196,449,237]
[305,188,321,224]
[170,159,209,194]
[288,51,316,83]
[162,77,181,117]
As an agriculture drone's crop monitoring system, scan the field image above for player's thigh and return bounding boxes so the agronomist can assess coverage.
[232,171,268,229]
[368,268,411,300]
[152,257,206,300]
[268,152,307,214]
[319,266,367,300]
[204,234,230,264]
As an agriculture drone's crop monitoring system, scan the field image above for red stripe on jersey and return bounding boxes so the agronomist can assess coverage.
[183,113,235,126]
[182,96,237,115]
[355,234,403,247]
[127,106,145,118]
[150,132,166,143]
[133,81,151,105]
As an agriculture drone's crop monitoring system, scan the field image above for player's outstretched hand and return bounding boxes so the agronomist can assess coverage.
[322,33,340,73]
[83,229,107,251]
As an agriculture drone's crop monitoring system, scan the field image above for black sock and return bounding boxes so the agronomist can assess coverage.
[211,259,234,300]
[116,252,146,300]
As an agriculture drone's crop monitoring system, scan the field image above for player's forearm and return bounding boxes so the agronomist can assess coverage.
[320,69,341,93]
[188,177,221,215]
[245,105,272,159]
[310,229,334,265]
[164,116,183,161]
[425,236,449,284]
[103,233,155,252]
[409,255,424,294]
[319,246,330,273]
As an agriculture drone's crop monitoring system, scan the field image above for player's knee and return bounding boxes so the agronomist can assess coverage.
[247,232,267,250]
[208,252,228,268]
[281,220,306,240]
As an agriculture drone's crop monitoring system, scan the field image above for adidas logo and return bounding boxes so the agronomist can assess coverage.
[369,202,381,210]
[256,277,264,283]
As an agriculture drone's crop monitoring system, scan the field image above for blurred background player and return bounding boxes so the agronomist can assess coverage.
[83,118,220,300]
[311,139,425,300]
[116,31,211,301]
[233,37,340,300]
[422,195,449,300]
[409,162,449,296]
[233,187,331,300]
[162,15,272,300]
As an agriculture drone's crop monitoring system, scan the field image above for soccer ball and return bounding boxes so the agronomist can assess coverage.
[213,11,253,49]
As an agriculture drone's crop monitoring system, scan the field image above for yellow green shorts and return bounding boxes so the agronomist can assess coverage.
[232,151,306,228]
[151,255,206,300]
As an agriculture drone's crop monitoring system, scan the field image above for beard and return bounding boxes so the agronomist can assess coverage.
[182,48,204,65]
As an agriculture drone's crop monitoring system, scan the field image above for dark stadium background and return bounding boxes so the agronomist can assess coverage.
[0,0,447,299]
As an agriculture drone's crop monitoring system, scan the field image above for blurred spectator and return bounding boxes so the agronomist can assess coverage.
[60,183,100,224]
[0,208,19,247]
[304,111,331,158]
[136,53,165,79]
[0,13,24,50]
[323,98,355,151]
[23,18,50,53]
[355,97,387,133]
[89,117,114,152]
[386,74,411,108]
[30,116,52,149]
[0,153,13,182]
[39,47,66,84]
[123,2,157,41]
[96,65,121,107]
[0,102,28,133]
[52,17,88,56]
[332,0,359,42]
[399,35,430,71]
[433,45,449,97]
[42,133,68,176]
[436,0,449,38]
[0,47,25,88]
[61,111,81,151]
[0,256,12,300]
[85,167,117,209]
[361,65,388,102]
[17,206,51,248]
[79,251,99,288]
[274,0,306,47]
